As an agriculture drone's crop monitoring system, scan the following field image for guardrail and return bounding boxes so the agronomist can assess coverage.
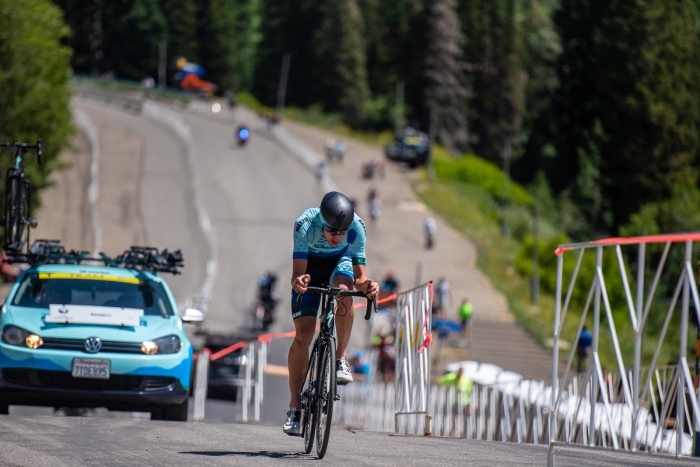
[74,82,145,114]
[549,233,700,462]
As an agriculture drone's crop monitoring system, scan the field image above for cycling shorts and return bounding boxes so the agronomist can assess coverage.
[291,250,354,320]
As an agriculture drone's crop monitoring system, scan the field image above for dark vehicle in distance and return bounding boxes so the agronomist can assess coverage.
[203,334,246,402]
[385,127,431,168]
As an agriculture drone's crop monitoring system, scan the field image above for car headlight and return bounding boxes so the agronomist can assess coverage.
[2,325,43,348]
[142,335,181,355]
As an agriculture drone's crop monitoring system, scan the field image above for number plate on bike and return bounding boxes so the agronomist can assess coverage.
[72,358,110,379]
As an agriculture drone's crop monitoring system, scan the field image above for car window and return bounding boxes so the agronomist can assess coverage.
[11,272,174,316]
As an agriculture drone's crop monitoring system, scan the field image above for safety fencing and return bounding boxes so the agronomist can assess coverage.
[548,233,700,464]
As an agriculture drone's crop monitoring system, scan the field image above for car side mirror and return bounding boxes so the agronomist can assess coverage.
[181,308,204,323]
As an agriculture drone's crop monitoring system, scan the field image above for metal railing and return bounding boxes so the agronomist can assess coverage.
[394,283,433,434]
[549,233,700,463]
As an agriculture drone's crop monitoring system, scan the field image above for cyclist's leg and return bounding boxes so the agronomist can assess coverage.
[330,254,354,360]
[288,290,321,409]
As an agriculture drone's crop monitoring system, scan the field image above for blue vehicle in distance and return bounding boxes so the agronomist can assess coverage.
[0,242,204,421]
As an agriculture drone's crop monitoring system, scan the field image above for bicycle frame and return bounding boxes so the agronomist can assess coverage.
[0,140,42,252]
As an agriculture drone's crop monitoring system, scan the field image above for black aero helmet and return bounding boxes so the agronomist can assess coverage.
[320,191,354,230]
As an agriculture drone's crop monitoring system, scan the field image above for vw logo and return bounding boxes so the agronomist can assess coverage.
[84,337,102,353]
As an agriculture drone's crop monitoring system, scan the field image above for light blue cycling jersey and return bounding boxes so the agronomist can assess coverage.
[293,207,366,265]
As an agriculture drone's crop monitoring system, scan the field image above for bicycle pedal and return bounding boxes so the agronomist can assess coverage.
[334,394,340,401]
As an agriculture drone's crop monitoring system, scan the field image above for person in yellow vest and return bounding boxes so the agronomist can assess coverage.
[459,298,473,347]
[438,367,474,436]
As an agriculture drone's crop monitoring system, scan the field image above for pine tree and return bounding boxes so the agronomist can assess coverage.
[162,0,199,64]
[103,0,167,80]
[424,0,469,152]
[197,0,238,92]
[313,0,369,125]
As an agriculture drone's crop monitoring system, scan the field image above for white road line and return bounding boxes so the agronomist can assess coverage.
[73,107,102,256]
[143,101,218,313]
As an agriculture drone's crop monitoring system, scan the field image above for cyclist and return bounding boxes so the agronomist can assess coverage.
[284,191,379,435]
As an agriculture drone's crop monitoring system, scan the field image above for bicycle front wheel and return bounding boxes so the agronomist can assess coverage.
[315,341,336,458]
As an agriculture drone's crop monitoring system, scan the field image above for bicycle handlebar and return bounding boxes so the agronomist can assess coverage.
[0,138,42,166]
[293,285,378,320]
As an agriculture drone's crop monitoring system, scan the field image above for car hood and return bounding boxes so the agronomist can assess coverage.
[2,306,179,341]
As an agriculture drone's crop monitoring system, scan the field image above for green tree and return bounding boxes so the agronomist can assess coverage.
[424,0,469,152]
[548,0,700,233]
[0,0,74,200]
[104,0,167,80]
[162,0,199,64]
[313,0,369,125]
[458,0,526,163]
[197,0,239,92]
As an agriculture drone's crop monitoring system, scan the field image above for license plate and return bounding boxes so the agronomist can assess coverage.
[72,358,110,379]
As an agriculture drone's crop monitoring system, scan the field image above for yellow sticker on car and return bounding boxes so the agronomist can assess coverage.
[38,273,141,284]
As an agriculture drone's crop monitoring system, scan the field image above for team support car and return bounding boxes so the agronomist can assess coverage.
[385,127,431,168]
[0,244,204,421]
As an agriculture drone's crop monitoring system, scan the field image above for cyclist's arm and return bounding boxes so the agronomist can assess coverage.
[353,264,379,297]
[291,259,309,293]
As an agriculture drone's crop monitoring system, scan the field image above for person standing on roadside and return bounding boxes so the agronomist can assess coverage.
[438,367,473,436]
[433,277,451,317]
[368,188,381,224]
[459,298,473,347]
[577,325,593,373]
[424,216,436,249]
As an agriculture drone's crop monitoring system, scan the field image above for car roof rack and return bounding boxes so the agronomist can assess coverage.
[4,239,183,275]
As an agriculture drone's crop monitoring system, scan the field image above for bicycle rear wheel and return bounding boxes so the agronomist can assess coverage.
[3,172,22,250]
[315,341,336,458]
[302,347,319,454]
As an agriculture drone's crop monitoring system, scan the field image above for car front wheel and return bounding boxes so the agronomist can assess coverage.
[160,398,189,422]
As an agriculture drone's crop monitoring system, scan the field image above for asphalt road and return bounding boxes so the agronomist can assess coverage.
[0,416,693,467]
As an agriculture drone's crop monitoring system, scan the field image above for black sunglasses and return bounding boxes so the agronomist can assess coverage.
[323,226,349,237]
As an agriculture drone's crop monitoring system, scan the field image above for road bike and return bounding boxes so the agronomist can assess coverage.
[0,140,42,251]
[293,285,376,458]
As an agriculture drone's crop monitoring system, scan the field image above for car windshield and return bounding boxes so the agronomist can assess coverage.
[10,272,174,317]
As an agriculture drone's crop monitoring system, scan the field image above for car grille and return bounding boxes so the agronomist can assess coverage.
[2,369,175,392]
[41,338,143,354]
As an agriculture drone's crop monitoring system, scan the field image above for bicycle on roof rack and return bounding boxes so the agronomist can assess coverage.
[0,139,42,252]
[293,285,377,459]
[4,239,184,275]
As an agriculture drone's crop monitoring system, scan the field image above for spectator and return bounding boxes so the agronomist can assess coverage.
[368,189,382,224]
[316,161,327,183]
[373,333,396,384]
[350,350,371,383]
[325,138,336,162]
[459,298,473,347]
[381,270,399,294]
[334,140,346,164]
[438,367,473,437]
[424,216,436,249]
[577,325,593,373]
[433,277,451,317]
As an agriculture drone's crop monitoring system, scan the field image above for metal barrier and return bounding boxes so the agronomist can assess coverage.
[394,282,433,434]
[192,341,268,423]
[549,233,700,463]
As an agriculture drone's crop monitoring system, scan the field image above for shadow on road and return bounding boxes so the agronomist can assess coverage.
[180,450,312,460]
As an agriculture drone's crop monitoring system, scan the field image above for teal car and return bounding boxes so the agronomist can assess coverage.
[0,254,204,421]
